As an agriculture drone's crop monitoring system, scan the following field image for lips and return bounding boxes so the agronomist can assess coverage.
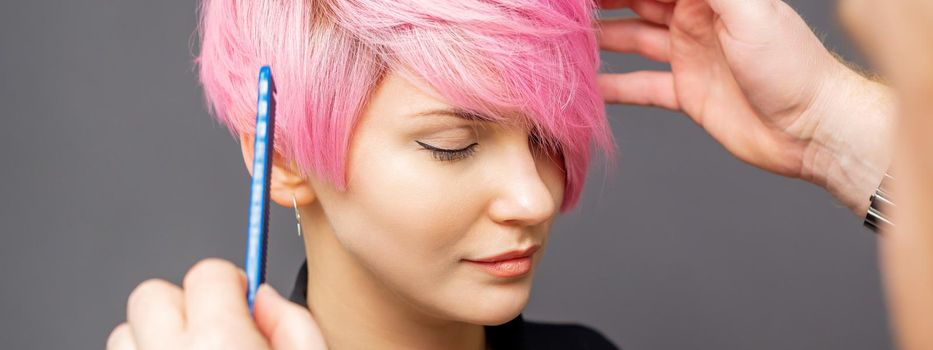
[463,245,540,278]
[466,245,540,263]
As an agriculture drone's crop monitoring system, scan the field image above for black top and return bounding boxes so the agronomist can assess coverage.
[288,260,620,350]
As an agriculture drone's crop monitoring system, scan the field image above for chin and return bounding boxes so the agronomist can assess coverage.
[453,282,534,326]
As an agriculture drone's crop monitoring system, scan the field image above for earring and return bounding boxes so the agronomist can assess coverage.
[292,194,303,237]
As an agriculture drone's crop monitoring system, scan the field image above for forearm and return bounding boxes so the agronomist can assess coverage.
[800,66,897,216]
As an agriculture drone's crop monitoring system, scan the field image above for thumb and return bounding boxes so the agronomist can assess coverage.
[704,0,771,20]
[702,0,790,47]
[253,284,329,350]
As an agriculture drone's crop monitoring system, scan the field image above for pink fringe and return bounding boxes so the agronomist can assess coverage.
[195,0,615,212]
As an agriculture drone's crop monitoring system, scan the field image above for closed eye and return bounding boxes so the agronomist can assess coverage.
[415,141,479,162]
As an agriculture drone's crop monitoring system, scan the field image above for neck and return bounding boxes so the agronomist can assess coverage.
[299,203,486,350]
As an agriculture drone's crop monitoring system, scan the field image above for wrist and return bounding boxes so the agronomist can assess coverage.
[800,65,896,215]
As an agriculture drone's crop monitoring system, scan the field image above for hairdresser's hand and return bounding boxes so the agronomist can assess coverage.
[598,0,894,215]
[107,258,327,350]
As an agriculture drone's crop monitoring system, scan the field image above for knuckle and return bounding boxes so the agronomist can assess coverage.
[106,323,131,349]
[128,278,173,310]
[184,258,237,287]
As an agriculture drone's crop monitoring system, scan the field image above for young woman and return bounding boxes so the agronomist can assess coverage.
[121,0,617,348]
[107,0,928,349]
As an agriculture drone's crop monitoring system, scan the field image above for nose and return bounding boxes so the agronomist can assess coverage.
[487,134,559,227]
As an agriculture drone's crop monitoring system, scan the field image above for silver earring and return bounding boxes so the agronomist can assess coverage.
[292,194,303,237]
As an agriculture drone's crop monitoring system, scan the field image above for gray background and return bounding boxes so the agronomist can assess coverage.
[0,1,890,349]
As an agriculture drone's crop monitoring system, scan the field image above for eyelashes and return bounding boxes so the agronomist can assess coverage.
[415,140,479,162]
[414,133,554,163]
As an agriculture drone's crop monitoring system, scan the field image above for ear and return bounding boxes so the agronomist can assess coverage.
[239,133,316,208]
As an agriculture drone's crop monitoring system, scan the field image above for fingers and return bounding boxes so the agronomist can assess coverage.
[125,278,184,349]
[254,284,329,350]
[107,323,138,350]
[600,0,675,25]
[600,0,676,10]
[630,0,675,25]
[599,72,681,110]
[598,18,671,62]
[182,258,251,329]
[116,259,271,350]
[599,0,632,8]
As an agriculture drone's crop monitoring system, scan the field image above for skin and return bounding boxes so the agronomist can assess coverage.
[110,1,911,349]
[106,259,327,349]
[109,71,563,350]
[839,1,933,349]
[270,72,563,349]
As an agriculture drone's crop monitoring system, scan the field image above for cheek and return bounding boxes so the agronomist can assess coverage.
[330,142,485,277]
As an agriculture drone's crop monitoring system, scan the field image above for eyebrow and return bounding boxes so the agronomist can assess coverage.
[410,108,492,122]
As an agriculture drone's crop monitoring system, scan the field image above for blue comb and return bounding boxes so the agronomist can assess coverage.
[245,66,275,313]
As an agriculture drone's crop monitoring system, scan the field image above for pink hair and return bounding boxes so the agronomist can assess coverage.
[195,0,615,212]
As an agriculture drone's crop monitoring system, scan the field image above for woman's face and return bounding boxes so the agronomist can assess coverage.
[306,71,565,325]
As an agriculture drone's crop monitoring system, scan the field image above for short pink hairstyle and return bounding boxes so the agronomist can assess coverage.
[196,0,615,212]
